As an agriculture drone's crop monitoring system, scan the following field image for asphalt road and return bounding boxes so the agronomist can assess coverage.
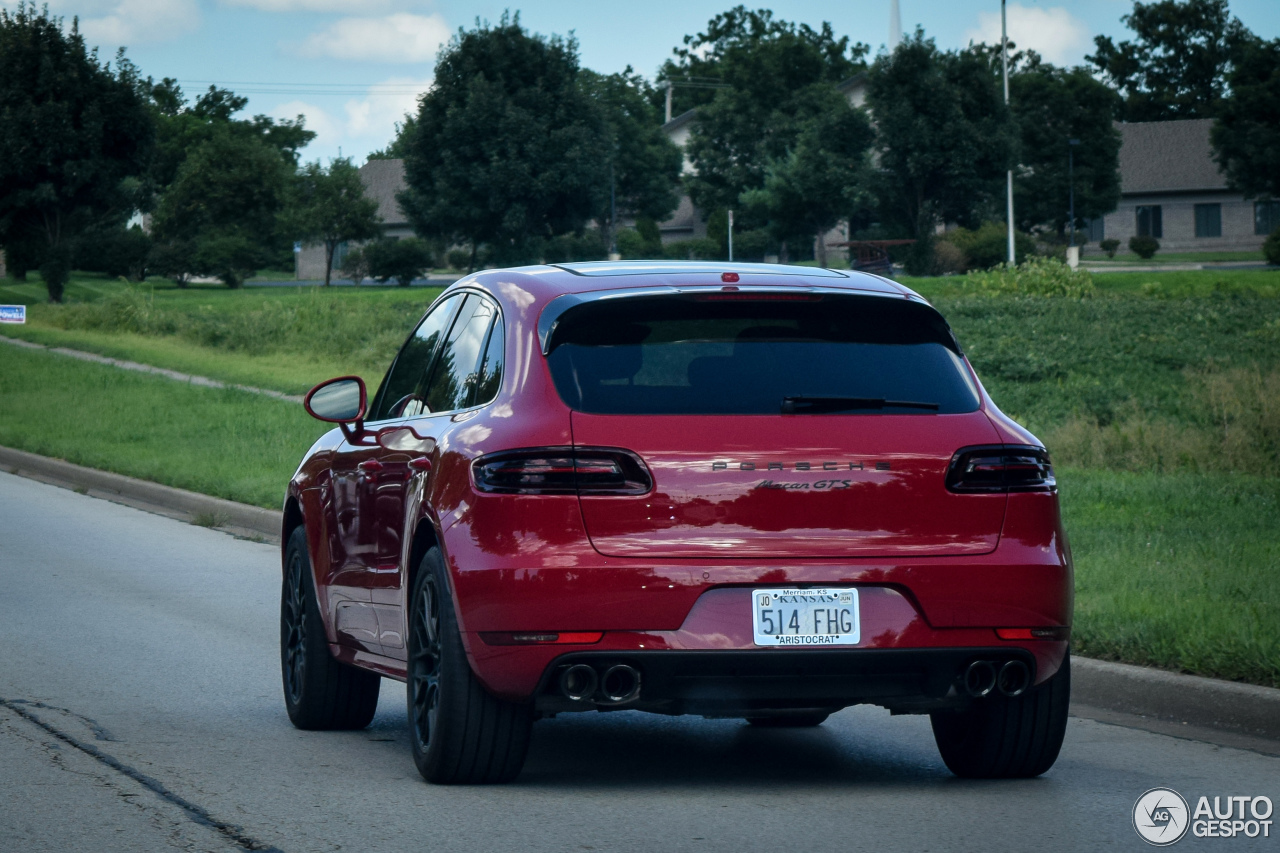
[1,470,1276,853]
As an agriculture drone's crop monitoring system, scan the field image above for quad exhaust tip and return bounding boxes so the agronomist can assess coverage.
[558,663,642,705]
[963,659,1031,698]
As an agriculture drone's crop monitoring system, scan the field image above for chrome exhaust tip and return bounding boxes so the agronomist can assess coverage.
[997,660,1031,697]
[599,664,642,705]
[559,664,598,703]
[964,660,997,698]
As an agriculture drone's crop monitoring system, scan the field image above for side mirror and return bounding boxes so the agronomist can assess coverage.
[304,376,370,443]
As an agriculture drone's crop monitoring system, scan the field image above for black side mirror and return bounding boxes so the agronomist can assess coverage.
[304,376,369,443]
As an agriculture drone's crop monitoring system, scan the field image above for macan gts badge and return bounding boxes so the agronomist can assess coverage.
[281,261,1072,784]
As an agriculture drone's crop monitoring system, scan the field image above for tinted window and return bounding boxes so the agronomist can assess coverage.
[468,314,504,408]
[1194,203,1221,238]
[1136,205,1163,238]
[545,295,980,415]
[422,295,498,413]
[369,294,461,421]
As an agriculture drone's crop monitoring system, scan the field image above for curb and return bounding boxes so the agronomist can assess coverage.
[2,444,1278,745]
[0,445,281,543]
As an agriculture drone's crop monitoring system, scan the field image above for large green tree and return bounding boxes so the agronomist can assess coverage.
[150,133,292,288]
[0,3,154,301]
[739,89,874,264]
[667,7,868,214]
[280,158,383,287]
[399,14,610,267]
[1211,38,1280,200]
[579,68,682,241]
[1010,55,1122,235]
[865,33,1017,264]
[1088,0,1256,121]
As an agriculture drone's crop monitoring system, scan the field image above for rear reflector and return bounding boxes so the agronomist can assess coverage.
[996,627,1071,641]
[946,445,1056,493]
[472,447,653,495]
[479,632,605,646]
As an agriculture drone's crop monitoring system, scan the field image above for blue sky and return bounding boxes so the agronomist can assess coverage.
[24,1,1280,164]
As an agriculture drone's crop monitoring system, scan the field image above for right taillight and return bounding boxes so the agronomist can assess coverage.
[946,445,1056,493]
[472,447,653,495]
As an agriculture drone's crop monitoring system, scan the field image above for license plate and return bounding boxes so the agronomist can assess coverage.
[752,588,860,646]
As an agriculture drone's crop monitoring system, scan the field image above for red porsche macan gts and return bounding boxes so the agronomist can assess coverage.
[281,261,1072,784]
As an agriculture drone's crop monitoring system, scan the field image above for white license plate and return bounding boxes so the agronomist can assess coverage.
[752,588,860,646]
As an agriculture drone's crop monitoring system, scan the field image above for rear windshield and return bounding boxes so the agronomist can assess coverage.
[545,294,980,415]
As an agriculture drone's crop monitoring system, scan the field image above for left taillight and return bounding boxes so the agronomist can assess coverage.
[946,445,1056,493]
[472,447,653,495]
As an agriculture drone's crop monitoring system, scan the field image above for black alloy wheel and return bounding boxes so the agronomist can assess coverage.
[280,526,381,730]
[407,547,532,784]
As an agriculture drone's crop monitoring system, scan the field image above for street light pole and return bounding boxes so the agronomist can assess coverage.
[1068,138,1079,248]
[1002,0,1015,266]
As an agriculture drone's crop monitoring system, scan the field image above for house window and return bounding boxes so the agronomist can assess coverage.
[331,241,348,270]
[1135,205,1162,238]
[1194,204,1222,238]
[1256,201,1280,236]
[1085,217,1105,242]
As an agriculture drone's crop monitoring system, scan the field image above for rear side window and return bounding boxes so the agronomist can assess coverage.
[423,294,500,413]
[545,294,980,415]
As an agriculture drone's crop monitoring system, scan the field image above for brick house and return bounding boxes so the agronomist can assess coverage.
[295,158,413,280]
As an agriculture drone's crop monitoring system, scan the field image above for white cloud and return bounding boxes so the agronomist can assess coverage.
[75,0,200,46]
[272,100,345,153]
[297,13,449,63]
[964,4,1090,66]
[220,0,395,11]
[273,77,429,162]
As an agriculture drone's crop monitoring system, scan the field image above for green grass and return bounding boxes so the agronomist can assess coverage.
[0,276,444,395]
[1063,468,1280,687]
[0,345,323,508]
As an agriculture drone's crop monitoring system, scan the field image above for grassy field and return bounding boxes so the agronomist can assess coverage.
[2,269,1278,686]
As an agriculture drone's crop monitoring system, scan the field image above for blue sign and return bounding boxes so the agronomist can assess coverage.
[0,305,26,324]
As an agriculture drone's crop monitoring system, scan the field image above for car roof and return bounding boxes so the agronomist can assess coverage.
[453,261,922,308]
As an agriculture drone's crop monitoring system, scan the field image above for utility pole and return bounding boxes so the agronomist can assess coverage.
[1067,139,1079,247]
[664,80,673,124]
[609,160,618,259]
[889,0,901,51]
[1002,0,1015,266]
[728,210,734,262]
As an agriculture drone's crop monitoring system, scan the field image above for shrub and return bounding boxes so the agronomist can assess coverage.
[366,237,431,286]
[445,248,473,271]
[1129,235,1160,259]
[932,240,968,275]
[731,228,770,261]
[148,240,195,287]
[1265,226,1280,266]
[616,228,659,259]
[543,232,606,263]
[964,256,1095,298]
[77,225,152,281]
[946,222,1034,269]
[1100,238,1121,258]
[663,237,721,260]
[340,248,370,284]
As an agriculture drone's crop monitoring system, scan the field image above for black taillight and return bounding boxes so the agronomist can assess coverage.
[472,447,653,495]
[946,445,1056,493]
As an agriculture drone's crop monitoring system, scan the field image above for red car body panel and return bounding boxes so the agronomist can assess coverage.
[284,263,1073,713]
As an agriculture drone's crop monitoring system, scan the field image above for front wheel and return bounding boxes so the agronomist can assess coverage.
[280,527,381,730]
[407,547,532,784]
[930,654,1070,778]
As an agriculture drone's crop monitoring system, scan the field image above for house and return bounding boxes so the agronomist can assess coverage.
[1099,119,1274,253]
[295,158,413,280]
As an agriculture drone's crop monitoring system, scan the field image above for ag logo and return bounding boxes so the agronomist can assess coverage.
[1134,788,1190,846]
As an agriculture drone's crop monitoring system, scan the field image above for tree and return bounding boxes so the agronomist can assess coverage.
[579,68,682,243]
[365,238,432,286]
[668,7,868,214]
[368,115,418,161]
[1010,56,1122,235]
[150,133,291,288]
[739,90,874,264]
[0,3,154,302]
[865,33,1017,271]
[1212,38,1280,200]
[399,14,610,266]
[1088,0,1256,121]
[281,159,383,287]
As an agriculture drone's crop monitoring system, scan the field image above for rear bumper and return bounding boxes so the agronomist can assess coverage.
[531,647,1040,717]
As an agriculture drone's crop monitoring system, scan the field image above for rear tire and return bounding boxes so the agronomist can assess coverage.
[930,654,1070,778]
[407,547,532,784]
[746,712,830,728]
[281,527,381,730]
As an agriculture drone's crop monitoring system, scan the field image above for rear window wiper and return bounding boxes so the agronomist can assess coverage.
[781,395,940,414]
